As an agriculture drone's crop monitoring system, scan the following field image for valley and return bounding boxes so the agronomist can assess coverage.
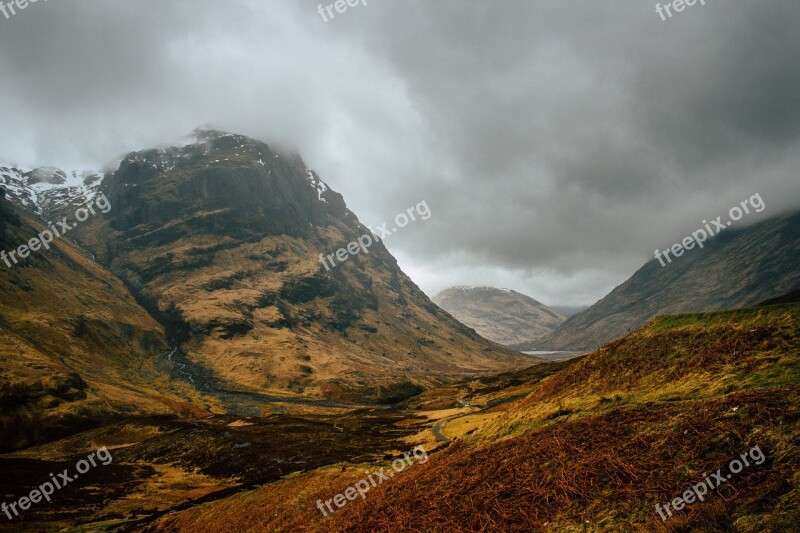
[3,4,799,531]
[142,301,800,532]
[1,131,797,532]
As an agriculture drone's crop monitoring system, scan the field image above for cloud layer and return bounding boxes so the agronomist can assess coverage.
[2,0,798,305]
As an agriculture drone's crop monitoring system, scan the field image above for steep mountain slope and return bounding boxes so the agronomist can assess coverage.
[433,286,566,346]
[0,193,196,452]
[41,130,532,405]
[149,303,800,532]
[528,211,800,351]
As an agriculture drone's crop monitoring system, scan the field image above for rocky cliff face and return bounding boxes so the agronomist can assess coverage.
[433,286,566,346]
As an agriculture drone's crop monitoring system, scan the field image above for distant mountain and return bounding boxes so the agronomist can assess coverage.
[551,305,587,318]
[433,286,566,346]
[1,129,534,415]
[529,211,800,351]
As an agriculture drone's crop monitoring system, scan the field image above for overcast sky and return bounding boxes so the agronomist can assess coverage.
[1,0,798,306]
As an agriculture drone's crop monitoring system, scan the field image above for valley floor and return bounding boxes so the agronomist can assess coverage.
[0,358,569,531]
[1,303,798,532]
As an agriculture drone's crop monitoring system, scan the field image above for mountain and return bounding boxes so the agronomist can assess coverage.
[432,286,566,346]
[526,211,800,351]
[1,129,535,414]
[3,132,795,529]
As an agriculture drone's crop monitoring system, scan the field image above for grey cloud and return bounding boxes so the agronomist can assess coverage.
[0,0,798,305]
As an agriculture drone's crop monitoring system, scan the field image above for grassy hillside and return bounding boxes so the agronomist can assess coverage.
[146,303,800,531]
[489,304,800,441]
[0,199,199,452]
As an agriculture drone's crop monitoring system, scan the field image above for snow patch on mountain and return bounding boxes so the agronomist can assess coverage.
[305,169,329,203]
[0,164,104,218]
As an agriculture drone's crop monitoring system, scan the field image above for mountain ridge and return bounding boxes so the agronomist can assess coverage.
[524,211,800,351]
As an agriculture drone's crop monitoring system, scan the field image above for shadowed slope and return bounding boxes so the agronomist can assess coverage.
[528,211,800,351]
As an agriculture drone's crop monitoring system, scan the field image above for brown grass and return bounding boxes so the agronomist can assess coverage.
[143,305,800,532]
[321,386,799,532]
